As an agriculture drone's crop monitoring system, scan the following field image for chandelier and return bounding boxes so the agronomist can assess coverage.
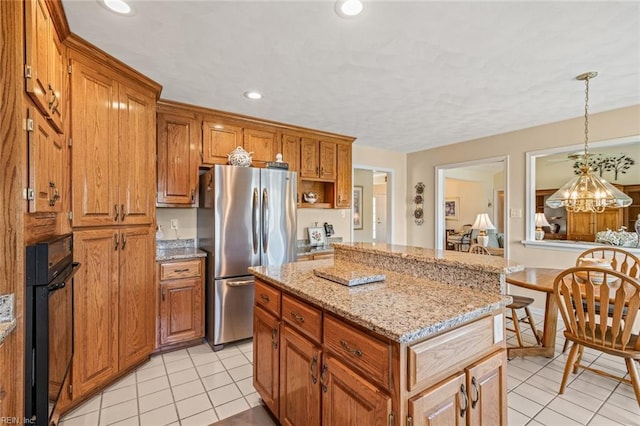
[546,72,632,213]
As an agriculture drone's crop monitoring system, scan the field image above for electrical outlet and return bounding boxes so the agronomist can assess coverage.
[170,219,179,230]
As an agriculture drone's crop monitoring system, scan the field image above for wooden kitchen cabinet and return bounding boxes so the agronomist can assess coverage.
[409,372,467,426]
[335,143,352,208]
[0,332,16,418]
[300,138,336,180]
[69,55,155,227]
[157,108,201,206]
[280,325,322,426]
[72,226,155,397]
[623,185,640,231]
[280,133,301,174]
[322,354,391,426]
[26,109,64,212]
[566,208,623,241]
[202,118,277,166]
[254,305,280,417]
[25,0,65,133]
[157,258,205,348]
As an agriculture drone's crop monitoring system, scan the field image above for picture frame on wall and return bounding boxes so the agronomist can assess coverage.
[353,186,363,230]
[445,197,459,220]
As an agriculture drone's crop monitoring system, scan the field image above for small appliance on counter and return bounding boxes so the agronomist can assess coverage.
[324,222,335,237]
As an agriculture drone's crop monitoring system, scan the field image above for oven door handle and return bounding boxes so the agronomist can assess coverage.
[48,262,82,291]
[48,281,66,292]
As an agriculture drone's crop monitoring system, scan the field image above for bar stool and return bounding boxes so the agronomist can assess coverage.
[506,295,542,348]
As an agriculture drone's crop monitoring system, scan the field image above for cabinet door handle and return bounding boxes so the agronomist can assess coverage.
[320,363,328,393]
[320,166,324,175]
[315,166,319,175]
[459,383,468,418]
[114,204,119,222]
[271,327,278,349]
[260,294,270,303]
[191,189,195,202]
[310,355,318,384]
[121,233,127,250]
[114,233,119,250]
[290,311,305,323]
[471,377,479,409]
[161,287,166,302]
[174,268,189,273]
[120,204,126,221]
[340,339,363,358]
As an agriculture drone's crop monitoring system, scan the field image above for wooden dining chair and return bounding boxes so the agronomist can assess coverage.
[553,266,640,405]
[561,247,640,352]
[468,244,542,349]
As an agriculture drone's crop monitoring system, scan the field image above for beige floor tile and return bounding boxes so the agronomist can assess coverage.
[533,407,584,426]
[60,394,101,420]
[235,377,256,396]
[201,371,234,391]
[99,400,138,426]
[139,388,174,414]
[215,398,250,420]
[59,410,100,426]
[208,383,242,407]
[557,387,607,411]
[164,357,194,374]
[512,382,556,406]
[136,365,167,383]
[188,343,215,355]
[244,392,262,408]
[196,360,226,378]
[596,402,640,425]
[588,414,627,425]
[136,355,163,371]
[168,367,199,386]
[181,409,219,425]
[162,349,190,363]
[228,363,253,381]
[191,351,220,366]
[103,374,136,392]
[108,415,139,426]
[176,393,213,419]
[506,408,530,426]
[139,404,178,426]
[215,347,242,360]
[102,384,137,408]
[171,378,206,402]
[547,397,595,425]
[220,354,249,370]
[137,375,170,397]
[507,392,543,418]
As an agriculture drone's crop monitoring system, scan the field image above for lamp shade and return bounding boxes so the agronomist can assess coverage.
[534,213,551,228]
[472,213,496,231]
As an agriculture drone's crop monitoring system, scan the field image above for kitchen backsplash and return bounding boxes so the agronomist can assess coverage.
[157,207,352,243]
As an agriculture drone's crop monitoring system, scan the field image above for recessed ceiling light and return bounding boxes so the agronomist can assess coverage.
[103,0,132,15]
[335,0,363,18]
[244,91,262,100]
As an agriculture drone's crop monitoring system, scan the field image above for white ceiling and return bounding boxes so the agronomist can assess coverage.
[61,0,640,153]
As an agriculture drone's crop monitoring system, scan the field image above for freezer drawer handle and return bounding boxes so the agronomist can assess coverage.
[226,280,254,287]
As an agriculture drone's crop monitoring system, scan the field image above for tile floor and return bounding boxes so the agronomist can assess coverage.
[59,313,640,426]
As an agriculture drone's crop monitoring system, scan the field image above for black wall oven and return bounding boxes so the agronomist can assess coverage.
[25,234,80,425]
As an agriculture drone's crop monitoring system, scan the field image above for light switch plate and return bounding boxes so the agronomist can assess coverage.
[509,208,522,218]
[493,314,504,344]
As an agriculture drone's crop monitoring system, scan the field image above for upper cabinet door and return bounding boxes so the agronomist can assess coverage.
[244,128,276,165]
[335,144,352,208]
[25,0,50,115]
[318,141,336,180]
[300,137,319,178]
[118,84,155,225]
[157,111,201,206]
[25,0,65,134]
[281,133,300,174]
[202,120,242,165]
[27,110,64,212]
[70,60,119,227]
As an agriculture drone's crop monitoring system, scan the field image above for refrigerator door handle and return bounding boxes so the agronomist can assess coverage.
[252,187,259,254]
[226,279,254,287]
[262,188,269,253]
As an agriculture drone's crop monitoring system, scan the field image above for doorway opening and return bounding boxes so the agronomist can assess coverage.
[435,156,509,256]
[352,168,392,243]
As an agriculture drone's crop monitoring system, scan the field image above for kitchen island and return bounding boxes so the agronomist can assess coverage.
[249,243,521,426]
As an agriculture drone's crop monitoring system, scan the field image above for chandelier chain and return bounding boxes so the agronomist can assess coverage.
[583,76,590,162]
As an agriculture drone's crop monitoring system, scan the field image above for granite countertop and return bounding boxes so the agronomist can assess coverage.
[156,239,207,261]
[297,245,334,257]
[250,259,511,344]
[0,294,16,345]
[334,242,523,274]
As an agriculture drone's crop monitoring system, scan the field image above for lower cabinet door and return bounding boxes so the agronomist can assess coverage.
[408,372,467,426]
[118,226,155,370]
[253,306,280,417]
[321,354,390,426]
[465,350,508,426]
[280,325,321,426]
[159,277,204,345]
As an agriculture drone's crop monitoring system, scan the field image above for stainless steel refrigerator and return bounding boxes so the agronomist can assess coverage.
[197,165,297,350]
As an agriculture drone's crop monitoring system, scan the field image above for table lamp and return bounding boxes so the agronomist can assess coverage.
[534,213,551,240]
[472,213,496,247]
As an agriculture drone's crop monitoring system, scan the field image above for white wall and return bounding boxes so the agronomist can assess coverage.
[353,169,374,242]
[353,144,408,245]
[157,208,197,240]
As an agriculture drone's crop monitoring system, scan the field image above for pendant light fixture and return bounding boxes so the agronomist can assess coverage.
[546,72,632,213]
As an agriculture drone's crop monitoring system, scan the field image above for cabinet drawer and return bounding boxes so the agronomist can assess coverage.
[255,280,281,317]
[323,314,391,389]
[159,259,202,280]
[407,314,497,392]
[282,294,322,343]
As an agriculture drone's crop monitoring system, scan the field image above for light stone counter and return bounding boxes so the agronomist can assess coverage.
[250,259,512,344]
[0,293,16,344]
[156,238,207,261]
